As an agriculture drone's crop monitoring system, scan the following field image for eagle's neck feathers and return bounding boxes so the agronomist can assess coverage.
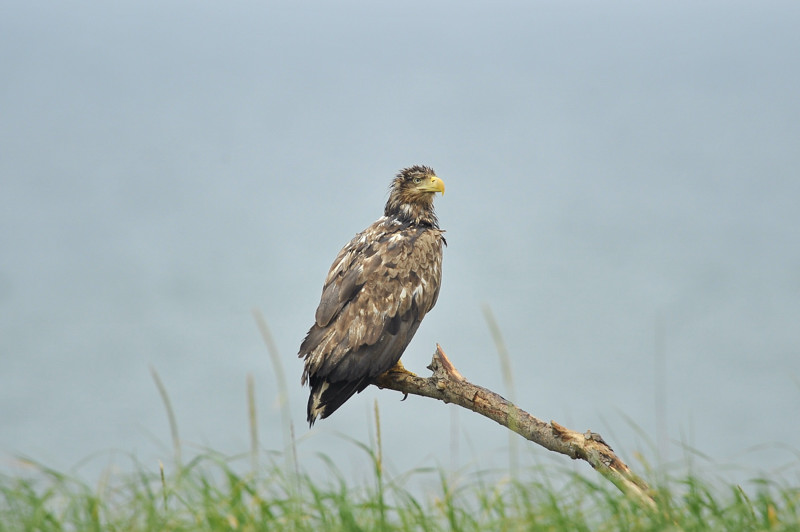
[384,194,439,228]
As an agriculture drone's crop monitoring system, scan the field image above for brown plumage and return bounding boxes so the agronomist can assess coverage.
[299,165,446,425]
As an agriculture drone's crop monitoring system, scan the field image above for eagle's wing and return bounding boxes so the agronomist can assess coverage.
[298,220,444,422]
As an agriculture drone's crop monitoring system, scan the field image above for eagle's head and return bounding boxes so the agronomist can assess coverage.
[385,165,445,226]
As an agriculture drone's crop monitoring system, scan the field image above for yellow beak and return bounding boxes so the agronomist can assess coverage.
[419,175,445,195]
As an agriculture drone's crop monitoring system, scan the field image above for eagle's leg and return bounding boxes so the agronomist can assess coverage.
[384,359,417,377]
[379,360,416,401]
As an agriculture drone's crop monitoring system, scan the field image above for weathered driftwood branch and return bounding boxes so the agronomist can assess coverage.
[375,344,656,509]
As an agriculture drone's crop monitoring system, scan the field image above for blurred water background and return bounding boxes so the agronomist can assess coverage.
[2,1,799,487]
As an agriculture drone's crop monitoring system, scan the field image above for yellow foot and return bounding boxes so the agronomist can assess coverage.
[385,360,417,377]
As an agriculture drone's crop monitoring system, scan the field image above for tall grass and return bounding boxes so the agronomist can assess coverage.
[2,445,799,531]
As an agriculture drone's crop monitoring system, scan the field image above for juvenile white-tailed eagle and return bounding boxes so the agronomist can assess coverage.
[299,165,446,425]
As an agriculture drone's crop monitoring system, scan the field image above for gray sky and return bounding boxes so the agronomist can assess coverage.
[2,1,799,486]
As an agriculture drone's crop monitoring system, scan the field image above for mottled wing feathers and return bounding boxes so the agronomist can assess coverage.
[299,217,444,423]
[313,240,366,328]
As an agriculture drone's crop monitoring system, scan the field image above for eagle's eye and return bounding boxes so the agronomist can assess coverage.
[413,177,422,184]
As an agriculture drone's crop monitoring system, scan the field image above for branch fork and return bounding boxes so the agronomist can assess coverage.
[375,344,655,509]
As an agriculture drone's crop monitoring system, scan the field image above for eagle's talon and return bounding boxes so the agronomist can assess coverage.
[386,360,417,377]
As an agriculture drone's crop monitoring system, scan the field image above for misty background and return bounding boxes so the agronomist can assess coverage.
[2,1,799,487]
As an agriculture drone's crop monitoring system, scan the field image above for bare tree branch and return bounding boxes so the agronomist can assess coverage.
[374,344,656,509]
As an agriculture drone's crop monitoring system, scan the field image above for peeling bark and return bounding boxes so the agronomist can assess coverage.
[374,344,656,509]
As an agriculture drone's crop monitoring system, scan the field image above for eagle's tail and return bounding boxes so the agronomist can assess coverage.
[307,376,370,426]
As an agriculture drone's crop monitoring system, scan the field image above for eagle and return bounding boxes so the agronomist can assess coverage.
[298,165,446,426]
